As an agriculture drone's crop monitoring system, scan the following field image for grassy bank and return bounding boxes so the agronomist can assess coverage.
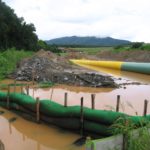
[0,48,34,80]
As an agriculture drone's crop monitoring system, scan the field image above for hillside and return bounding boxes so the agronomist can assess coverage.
[46,36,131,46]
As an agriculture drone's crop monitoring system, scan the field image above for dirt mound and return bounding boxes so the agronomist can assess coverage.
[13,50,117,88]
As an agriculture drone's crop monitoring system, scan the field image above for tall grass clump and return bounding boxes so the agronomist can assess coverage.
[111,116,150,150]
[0,48,33,80]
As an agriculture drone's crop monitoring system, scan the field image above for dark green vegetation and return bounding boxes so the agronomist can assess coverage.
[0,1,61,52]
[46,36,131,46]
[114,42,150,52]
[37,40,62,53]
[0,0,38,50]
[0,48,33,80]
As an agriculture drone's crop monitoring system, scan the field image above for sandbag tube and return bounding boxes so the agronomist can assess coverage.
[0,92,150,137]
[71,60,150,75]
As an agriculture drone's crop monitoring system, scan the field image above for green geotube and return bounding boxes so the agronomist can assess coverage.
[0,92,150,137]
[121,62,150,74]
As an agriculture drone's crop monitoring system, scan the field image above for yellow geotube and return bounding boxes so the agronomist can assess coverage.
[71,59,123,70]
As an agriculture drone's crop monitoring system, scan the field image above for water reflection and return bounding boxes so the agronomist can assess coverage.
[0,107,84,150]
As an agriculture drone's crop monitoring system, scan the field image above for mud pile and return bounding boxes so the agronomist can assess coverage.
[13,50,117,88]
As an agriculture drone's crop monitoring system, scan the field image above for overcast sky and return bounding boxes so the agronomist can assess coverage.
[3,0,150,42]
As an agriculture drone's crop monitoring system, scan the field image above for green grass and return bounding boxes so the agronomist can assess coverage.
[37,81,54,88]
[67,44,150,56]
[0,48,34,80]
[71,47,113,55]
[141,44,150,51]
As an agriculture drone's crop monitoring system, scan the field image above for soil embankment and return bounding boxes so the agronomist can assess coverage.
[97,50,150,62]
[13,50,117,88]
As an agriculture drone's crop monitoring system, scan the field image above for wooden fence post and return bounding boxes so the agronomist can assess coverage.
[20,86,23,94]
[143,100,148,116]
[91,94,95,109]
[116,95,120,112]
[80,97,84,136]
[7,85,10,109]
[36,97,40,123]
[32,70,35,85]
[14,80,16,93]
[64,92,68,107]
[26,85,29,95]
[122,134,128,150]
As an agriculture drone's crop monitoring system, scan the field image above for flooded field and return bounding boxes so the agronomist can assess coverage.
[0,65,150,150]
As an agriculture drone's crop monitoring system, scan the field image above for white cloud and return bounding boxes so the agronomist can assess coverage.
[3,0,150,42]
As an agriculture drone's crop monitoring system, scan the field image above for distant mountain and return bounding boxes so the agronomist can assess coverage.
[46,36,131,46]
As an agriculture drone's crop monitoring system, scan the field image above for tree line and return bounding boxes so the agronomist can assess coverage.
[0,0,38,50]
[0,0,62,52]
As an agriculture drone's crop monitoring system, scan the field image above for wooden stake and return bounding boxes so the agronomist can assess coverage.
[122,134,128,150]
[50,88,54,100]
[143,100,148,116]
[14,80,16,93]
[80,97,84,136]
[32,70,35,85]
[20,86,23,94]
[36,97,40,123]
[7,85,10,109]
[91,94,95,109]
[116,95,120,112]
[64,92,68,107]
[26,85,29,95]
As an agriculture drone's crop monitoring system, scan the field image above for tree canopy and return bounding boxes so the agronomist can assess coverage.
[0,1,38,50]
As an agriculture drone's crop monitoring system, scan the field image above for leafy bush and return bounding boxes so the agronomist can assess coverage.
[141,44,150,51]
[131,42,144,49]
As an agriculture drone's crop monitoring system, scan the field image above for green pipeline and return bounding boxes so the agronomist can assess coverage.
[71,60,150,75]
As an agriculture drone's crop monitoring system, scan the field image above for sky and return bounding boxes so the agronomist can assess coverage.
[3,0,150,42]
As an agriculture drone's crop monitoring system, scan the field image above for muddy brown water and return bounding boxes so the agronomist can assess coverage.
[0,65,150,150]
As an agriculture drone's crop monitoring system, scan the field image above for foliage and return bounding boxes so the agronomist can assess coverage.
[37,40,63,53]
[37,81,54,88]
[0,48,33,80]
[111,116,150,150]
[0,1,38,51]
[131,42,144,49]
[141,44,150,51]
